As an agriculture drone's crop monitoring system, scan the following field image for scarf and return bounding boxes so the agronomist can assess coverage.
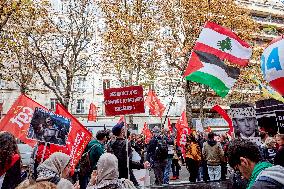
[247,161,273,189]
[95,153,120,188]
[36,152,70,183]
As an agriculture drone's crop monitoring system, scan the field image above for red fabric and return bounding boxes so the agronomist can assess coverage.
[194,43,249,67]
[212,105,233,136]
[55,103,92,174]
[142,122,152,144]
[0,94,44,147]
[118,115,125,124]
[168,118,173,134]
[36,144,51,163]
[0,154,20,177]
[88,103,97,122]
[145,90,165,118]
[176,111,191,147]
[183,51,204,77]
[104,86,145,116]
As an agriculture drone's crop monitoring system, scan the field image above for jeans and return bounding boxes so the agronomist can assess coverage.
[186,158,199,182]
[79,174,90,189]
[163,158,172,184]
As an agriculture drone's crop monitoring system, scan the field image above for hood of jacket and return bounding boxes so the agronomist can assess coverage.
[207,139,217,147]
[257,165,284,185]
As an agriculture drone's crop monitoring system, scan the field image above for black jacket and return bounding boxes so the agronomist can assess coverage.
[1,159,22,189]
[274,145,284,167]
[109,138,143,179]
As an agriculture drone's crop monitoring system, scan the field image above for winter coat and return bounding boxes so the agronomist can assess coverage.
[251,165,284,189]
[108,138,144,179]
[0,154,22,189]
[202,140,224,166]
[274,145,284,167]
[185,142,202,161]
[86,139,105,171]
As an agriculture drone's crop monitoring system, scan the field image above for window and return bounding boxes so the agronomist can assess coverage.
[50,99,57,111]
[52,76,62,87]
[103,79,111,90]
[77,77,86,92]
[76,99,85,114]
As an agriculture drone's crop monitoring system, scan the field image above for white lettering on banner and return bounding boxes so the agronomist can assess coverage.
[105,97,144,105]
[180,128,189,146]
[69,132,85,167]
[110,92,117,97]
[10,107,34,128]
[115,106,133,112]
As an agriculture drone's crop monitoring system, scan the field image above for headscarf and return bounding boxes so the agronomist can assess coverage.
[36,152,70,183]
[95,153,120,188]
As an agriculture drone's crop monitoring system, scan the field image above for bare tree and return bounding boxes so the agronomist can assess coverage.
[28,0,98,109]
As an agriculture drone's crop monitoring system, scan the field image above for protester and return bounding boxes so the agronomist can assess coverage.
[170,140,181,180]
[162,128,174,184]
[36,152,79,189]
[274,134,284,167]
[220,134,229,180]
[135,134,145,163]
[185,134,202,182]
[79,130,108,189]
[262,137,277,164]
[147,126,168,185]
[16,181,56,189]
[108,122,148,187]
[0,131,22,189]
[86,153,136,189]
[202,132,224,181]
[227,139,284,189]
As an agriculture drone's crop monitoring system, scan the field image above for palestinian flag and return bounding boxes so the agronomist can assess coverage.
[184,50,240,97]
[194,22,252,67]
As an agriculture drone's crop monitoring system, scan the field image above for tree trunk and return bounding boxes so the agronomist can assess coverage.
[199,85,209,129]
[185,80,193,128]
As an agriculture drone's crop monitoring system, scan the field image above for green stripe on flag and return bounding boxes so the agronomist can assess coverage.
[185,71,230,97]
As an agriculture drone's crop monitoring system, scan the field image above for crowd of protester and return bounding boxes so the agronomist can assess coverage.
[0,122,284,189]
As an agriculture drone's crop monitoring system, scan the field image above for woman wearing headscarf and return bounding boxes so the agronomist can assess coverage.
[0,132,22,189]
[87,153,136,189]
[36,152,78,189]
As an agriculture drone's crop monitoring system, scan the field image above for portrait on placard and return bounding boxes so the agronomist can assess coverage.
[229,103,258,139]
[27,107,71,145]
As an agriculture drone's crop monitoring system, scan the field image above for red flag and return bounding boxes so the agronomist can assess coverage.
[142,122,152,144]
[55,103,92,173]
[88,103,97,122]
[176,111,191,147]
[0,94,43,146]
[168,118,173,133]
[212,105,233,136]
[145,90,165,118]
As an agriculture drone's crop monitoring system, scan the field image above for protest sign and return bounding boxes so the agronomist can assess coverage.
[104,85,145,116]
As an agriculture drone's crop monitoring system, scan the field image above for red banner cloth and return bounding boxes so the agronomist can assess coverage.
[176,111,191,147]
[168,118,173,133]
[55,103,92,173]
[142,122,152,144]
[0,94,43,146]
[145,90,165,118]
[212,105,233,135]
[104,86,145,116]
[88,103,97,122]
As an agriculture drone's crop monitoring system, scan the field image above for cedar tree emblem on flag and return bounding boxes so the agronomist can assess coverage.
[217,37,232,51]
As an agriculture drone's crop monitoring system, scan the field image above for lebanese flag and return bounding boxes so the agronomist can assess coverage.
[142,122,152,144]
[88,103,97,122]
[212,105,233,135]
[194,21,252,67]
[176,111,191,147]
[145,90,165,118]
[55,103,92,173]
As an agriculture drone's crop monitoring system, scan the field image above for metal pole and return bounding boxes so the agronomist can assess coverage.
[125,115,130,180]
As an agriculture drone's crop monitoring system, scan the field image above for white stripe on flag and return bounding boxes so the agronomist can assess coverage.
[198,28,252,59]
[198,62,237,88]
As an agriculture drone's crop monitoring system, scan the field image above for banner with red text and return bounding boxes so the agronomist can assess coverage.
[104,86,145,116]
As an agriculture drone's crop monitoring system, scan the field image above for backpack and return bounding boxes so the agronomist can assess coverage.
[154,138,168,161]
[79,144,98,176]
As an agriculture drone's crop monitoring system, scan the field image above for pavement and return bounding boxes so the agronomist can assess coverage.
[148,165,233,189]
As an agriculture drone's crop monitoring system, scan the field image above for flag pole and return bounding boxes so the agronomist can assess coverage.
[125,115,130,180]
